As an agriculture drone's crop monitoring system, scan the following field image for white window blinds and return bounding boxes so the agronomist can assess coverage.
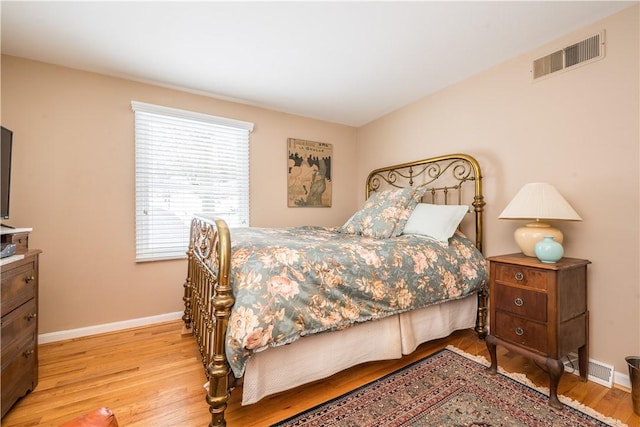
[132,101,253,261]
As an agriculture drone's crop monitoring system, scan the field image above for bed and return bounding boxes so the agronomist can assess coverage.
[182,153,488,427]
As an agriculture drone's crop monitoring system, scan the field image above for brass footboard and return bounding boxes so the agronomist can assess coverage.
[183,216,234,427]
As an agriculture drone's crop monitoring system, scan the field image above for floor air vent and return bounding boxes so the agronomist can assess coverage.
[563,352,614,388]
[532,31,605,80]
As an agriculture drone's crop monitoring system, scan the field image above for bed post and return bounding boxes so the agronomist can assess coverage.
[463,154,489,339]
[472,188,488,339]
[207,218,234,427]
[182,221,196,335]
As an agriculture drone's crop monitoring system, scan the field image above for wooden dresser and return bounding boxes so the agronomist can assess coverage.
[1,228,41,418]
[485,253,590,409]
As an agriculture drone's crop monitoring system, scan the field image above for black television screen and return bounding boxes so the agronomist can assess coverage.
[1,126,13,220]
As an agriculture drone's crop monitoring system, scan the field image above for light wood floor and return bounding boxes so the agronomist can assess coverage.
[2,320,638,426]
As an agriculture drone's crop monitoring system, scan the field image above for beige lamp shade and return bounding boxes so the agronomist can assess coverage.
[499,183,582,257]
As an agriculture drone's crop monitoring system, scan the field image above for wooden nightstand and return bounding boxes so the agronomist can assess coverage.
[485,253,590,409]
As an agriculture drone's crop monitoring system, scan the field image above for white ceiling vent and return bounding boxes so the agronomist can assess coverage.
[532,30,605,80]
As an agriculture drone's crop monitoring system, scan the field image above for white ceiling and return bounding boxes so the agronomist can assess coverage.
[1,1,635,126]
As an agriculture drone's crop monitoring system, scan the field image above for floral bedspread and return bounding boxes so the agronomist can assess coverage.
[226,226,488,377]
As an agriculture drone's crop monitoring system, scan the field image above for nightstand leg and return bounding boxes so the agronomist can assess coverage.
[578,344,588,381]
[546,358,565,410]
[485,334,498,374]
[578,311,589,381]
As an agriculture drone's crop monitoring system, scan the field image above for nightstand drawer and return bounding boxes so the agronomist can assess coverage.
[493,311,548,354]
[493,283,547,322]
[493,263,551,291]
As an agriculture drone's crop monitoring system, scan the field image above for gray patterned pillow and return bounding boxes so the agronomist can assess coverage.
[340,186,426,238]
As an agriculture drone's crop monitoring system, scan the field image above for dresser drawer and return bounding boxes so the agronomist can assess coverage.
[493,283,547,323]
[1,332,37,413]
[2,232,29,255]
[1,262,36,316]
[493,311,548,354]
[493,263,551,291]
[1,298,37,362]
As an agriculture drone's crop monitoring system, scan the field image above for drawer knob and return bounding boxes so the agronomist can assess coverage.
[514,297,524,307]
[26,312,37,321]
[23,349,35,358]
[515,327,524,336]
[25,275,35,283]
[514,272,524,281]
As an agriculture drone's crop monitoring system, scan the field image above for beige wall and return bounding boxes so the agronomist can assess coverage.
[1,5,638,377]
[357,6,639,373]
[0,56,358,334]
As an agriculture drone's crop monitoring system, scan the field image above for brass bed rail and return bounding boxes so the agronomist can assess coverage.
[183,153,487,427]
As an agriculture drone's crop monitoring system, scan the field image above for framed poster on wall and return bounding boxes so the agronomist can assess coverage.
[287,138,332,207]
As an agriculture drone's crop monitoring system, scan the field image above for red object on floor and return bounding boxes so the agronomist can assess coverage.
[58,407,119,427]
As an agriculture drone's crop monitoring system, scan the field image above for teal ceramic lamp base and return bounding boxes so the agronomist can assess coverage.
[534,236,564,263]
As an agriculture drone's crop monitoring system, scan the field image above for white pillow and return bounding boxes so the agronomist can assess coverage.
[402,203,469,243]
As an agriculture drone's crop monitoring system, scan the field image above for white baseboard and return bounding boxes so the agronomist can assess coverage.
[38,311,184,344]
[614,371,631,390]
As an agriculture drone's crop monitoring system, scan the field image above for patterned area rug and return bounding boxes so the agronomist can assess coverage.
[271,346,627,427]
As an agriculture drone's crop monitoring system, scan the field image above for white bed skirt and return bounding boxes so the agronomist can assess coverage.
[241,294,477,405]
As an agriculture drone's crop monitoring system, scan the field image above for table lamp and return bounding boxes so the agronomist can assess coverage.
[499,183,582,258]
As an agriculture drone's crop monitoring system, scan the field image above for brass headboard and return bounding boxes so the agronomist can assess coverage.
[365,153,485,253]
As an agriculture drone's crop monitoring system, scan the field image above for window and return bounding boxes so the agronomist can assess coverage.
[132,101,253,261]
